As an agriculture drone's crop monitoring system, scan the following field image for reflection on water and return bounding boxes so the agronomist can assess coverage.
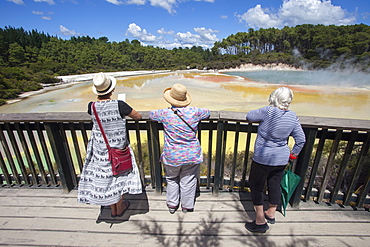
[0,71,369,120]
[225,70,370,88]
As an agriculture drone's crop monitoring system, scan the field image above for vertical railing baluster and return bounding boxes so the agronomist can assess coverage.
[213,121,224,195]
[305,129,327,201]
[148,121,162,194]
[0,124,21,185]
[0,150,11,184]
[135,121,145,186]
[15,122,39,185]
[35,122,57,185]
[220,122,228,188]
[343,132,370,206]
[5,124,30,185]
[330,131,358,204]
[25,123,47,185]
[357,167,370,208]
[230,122,240,190]
[58,123,77,186]
[291,127,317,207]
[207,121,213,189]
[69,123,83,172]
[79,122,89,150]
[317,130,343,202]
[146,122,155,188]
[45,123,75,192]
[240,123,252,191]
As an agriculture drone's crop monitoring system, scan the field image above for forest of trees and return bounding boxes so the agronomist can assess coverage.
[0,24,369,104]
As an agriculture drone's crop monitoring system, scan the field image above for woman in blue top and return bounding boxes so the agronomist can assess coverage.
[245,87,306,233]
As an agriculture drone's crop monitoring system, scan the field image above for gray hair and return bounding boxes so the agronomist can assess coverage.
[269,87,294,110]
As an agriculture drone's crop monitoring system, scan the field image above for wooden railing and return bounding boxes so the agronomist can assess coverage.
[0,112,369,208]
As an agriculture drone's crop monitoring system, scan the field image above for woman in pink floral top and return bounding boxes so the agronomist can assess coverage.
[149,83,210,214]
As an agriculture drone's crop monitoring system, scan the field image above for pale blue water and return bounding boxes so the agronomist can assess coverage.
[224,70,370,88]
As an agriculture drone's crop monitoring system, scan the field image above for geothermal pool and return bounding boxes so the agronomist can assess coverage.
[0,71,369,120]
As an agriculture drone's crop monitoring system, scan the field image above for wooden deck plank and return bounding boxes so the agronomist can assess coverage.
[1,217,369,235]
[0,205,368,222]
[0,231,368,247]
[0,188,369,247]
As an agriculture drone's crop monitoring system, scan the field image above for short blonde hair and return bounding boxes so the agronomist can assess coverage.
[269,87,293,110]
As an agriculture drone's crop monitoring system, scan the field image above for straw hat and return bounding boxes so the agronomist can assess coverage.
[163,83,192,107]
[92,72,117,95]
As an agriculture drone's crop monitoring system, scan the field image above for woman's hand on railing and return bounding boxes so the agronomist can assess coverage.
[289,153,297,161]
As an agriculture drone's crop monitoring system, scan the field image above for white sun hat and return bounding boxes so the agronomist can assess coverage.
[92,72,117,95]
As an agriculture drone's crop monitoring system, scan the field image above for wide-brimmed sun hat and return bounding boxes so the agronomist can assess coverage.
[92,72,117,95]
[163,83,192,107]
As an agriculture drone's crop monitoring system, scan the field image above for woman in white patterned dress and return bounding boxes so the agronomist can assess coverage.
[78,72,142,217]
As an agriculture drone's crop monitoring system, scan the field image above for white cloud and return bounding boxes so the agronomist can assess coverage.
[34,0,56,5]
[194,27,219,43]
[126,23,158,43]
[174,27,218,47]
[238,0,356,29]
[148,0,178,14]
[238,4,282,29]
[126,0,145,4]
[157,28,174,35]
[32,11,44,15]
[220,15,228,19]
[126,23,219,48]
[60,25,81,36]
[106,0,214,14]
[7,0,24,4]
[33,10,53,20]
[105,0,125,5]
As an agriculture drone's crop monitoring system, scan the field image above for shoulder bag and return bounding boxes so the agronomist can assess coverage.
[171,108,197,133]
[92,102,132,176]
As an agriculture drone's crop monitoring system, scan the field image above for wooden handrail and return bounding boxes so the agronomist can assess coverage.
[1,111,369,131]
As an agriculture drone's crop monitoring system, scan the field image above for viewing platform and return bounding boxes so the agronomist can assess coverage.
[0,187,369,246]
[0,111,369,246]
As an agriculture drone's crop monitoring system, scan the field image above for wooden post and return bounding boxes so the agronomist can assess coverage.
[149,121,162,194]
[213,121,224,195]
[44,123,75,192]
[291,127,317,207]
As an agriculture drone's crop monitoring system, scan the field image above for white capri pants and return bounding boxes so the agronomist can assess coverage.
[165,164,199,210]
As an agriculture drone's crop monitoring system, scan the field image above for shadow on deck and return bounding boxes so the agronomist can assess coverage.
[0,187,369,247]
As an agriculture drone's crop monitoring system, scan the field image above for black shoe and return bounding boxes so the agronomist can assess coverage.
[181,207,194,213]
[245,221,269,233]
[167,204,179,214]
[264,213,276,224]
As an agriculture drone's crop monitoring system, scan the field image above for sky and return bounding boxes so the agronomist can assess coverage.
[1,0,370,49]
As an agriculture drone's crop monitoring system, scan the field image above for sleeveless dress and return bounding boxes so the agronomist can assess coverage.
[77,100,142,206]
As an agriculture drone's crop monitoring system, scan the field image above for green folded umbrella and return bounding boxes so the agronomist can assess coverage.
[280,161,301,216]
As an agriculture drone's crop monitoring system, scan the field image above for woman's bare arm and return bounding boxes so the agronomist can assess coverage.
[128,109,142,120]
